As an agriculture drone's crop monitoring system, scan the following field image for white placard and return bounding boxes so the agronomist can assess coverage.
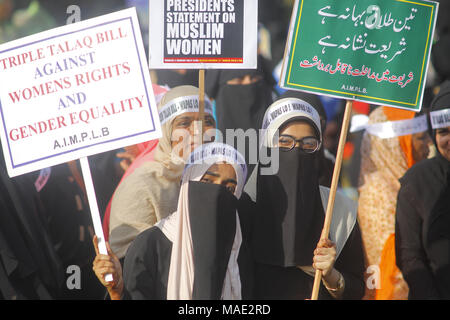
[149,0,258,69]
[0,8,162,177]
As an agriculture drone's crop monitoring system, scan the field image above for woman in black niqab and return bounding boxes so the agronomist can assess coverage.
[243,97,365,300]
[206,55,275,134]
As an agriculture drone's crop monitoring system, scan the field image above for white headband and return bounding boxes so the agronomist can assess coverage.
[261,98,322,148]
[159,95,214,125]
[185,143,247,196]
[430,109,450,129]
[350,114,428,138]
[186,143,247,176]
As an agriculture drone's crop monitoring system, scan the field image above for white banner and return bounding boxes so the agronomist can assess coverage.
[0,8,162,177]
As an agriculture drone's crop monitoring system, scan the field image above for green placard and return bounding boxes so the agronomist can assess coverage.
[280,0,438,111]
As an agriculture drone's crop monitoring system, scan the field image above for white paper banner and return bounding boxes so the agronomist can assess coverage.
[350,114,428,138]
[0,8,162,177]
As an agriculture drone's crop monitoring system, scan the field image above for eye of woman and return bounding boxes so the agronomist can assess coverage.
[205,115,216,128]
[200,176,212,183]
[174,117,193,128]
[226,184,236,194]
[302,137,319,150]
[437,128,450,136]
[278,136,293,148]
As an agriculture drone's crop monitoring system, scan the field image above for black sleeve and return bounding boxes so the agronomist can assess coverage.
[122,231,157,300]
[395,184,440,299]
[334,222,365,300]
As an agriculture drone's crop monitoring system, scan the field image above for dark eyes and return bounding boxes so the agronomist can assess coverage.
[174,116,215,128]
[437,128,449,135]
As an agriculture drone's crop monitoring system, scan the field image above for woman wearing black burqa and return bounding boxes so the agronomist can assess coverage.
[395,80,450,299]
[206,55,275,135]
[243,97,365,300]
[92,143,253,299]
[205,56,275,176]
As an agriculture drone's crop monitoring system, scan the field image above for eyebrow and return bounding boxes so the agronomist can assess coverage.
[279,134,318,140]
[174,116,193,122]
[204,171,220,177]
[203,171,237,185]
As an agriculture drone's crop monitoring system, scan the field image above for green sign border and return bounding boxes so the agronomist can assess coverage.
[282,0,437,110]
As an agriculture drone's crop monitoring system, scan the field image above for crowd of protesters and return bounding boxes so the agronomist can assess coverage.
[0,0,449,300]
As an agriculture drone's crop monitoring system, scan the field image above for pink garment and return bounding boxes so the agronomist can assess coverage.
[103,84,168,240]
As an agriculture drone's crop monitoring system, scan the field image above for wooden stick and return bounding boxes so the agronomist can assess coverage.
[79,156,113,282]
[310,99,353,300]
[198,69,206,134]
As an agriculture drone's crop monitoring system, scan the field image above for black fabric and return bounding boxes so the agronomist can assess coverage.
[188,181,237,299]
[253,223,365,300]
[31,164,92,267]
[206,55,275,134]
[0,151,63,299]
[122,182,254,300]
[428,80,450,148]
[252,148,324,267]
[432,35,450,81]
[122,227,172,300]
[395,154,450,299]
[155,69,198,88]
[30,163,106,299]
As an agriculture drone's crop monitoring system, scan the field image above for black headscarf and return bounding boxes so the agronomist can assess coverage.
[428,80,450,148]
[188,181,238,299]
[206,55,275,134]
[432,35,450,81]
[155,69,198,88]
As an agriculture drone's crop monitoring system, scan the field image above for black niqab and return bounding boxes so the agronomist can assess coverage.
[206,56,275,134]
[252,148,325,267]
[188,181,238,299]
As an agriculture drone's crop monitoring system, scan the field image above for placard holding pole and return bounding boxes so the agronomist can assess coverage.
[279,0,438,300]
[198,69,205,132]
[0,8,162,282]
[311,100,353,300]
[79,156,113,282]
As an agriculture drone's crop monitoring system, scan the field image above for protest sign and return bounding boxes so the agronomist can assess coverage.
[279,0,439,300]
[149,0,258,69]
[0,8,162,178]
[0,7,162,282]
[280,0,438,111]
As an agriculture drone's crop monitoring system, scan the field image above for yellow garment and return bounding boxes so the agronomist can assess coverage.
[375,233,409,300]
[358,106,415,300]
